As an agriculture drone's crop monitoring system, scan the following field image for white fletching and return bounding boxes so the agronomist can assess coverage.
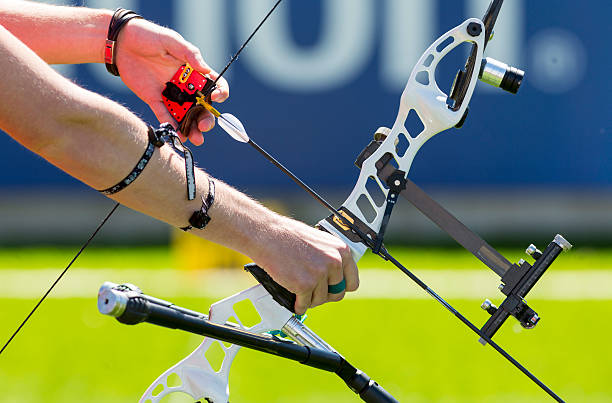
[219,113,249,143]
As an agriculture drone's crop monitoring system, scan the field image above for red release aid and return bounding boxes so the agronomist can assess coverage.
[161,64,215,133]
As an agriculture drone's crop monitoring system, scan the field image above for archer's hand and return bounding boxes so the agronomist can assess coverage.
[114,18,229,145]
[252,216,360,315]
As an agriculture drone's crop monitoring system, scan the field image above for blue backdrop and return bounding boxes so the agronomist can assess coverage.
[1,0,610,195]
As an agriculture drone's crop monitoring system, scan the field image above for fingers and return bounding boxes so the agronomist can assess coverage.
[197,112,215,132]
[311,278,330,308]
[341,246,360,292]
[326,256,346,303]
[294,293,311,316]
[186,111,214,145]
[186,126,204,146]
[161,29,229,104]
[205,70,230,103]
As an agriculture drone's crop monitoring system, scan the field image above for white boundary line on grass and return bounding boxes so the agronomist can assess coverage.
[0,268,611,300]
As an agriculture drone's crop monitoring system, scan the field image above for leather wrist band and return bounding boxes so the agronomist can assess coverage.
[181,178,215,231]
[98,126,165,195]
[104,8,143,76]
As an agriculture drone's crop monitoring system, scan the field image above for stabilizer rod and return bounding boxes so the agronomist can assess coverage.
[98,283,398,403]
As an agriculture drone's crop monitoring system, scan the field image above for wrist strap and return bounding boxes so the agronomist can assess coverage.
[181,178,215,231]
[98,123,196,200]
[98,126,164,195]
[104,8,143,76]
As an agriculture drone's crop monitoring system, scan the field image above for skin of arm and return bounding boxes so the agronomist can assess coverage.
[0,25,359,315]
[0,0,227,144]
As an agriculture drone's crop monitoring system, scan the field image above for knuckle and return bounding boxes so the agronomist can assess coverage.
[311,297,325,308]
[339,243,352,259]
[328,291,345,302]
[295,277,316,295]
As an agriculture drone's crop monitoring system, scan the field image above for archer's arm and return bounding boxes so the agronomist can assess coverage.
[0,0,228,144]
[0,25,358,315]
[0,0,109,64]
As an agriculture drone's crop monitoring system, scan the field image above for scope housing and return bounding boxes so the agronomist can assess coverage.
[479,57,524,94]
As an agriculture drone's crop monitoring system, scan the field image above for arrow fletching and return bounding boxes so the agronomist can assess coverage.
[219,113,249,143]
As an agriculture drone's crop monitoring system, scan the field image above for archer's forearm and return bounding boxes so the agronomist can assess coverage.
[0,24,280,259]
[0,0,111,64]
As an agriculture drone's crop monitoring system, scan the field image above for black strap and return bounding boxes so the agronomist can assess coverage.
[372,170,406,254]
[99,127,164,195]
[154,123,197,200]
[104,8,143,76]
[99,124,196,201]
[181,177,215,231]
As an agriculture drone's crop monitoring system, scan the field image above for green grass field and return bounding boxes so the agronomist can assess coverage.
[1,245,611,402]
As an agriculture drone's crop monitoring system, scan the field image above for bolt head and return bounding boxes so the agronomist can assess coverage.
[526,244,538,256]
[467,22,482,37]
[498,283,504,291]
[518,258,526,266]
[553,234,573,251]
[481,299,492,310]
[374,127,391,142]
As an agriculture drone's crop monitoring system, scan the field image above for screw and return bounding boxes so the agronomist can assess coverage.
[518,259,526,266]
[481,299,492,310]
[526,244,537,256]
[498,283,504,291]
[553,234,573,251]
[525,244,542,260]
[374,127,391,142]
[467,22,482,37]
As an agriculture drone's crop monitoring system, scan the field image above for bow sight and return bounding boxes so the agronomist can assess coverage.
[448,0,524,128]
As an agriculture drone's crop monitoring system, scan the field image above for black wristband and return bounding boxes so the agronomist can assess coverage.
[104,8,143,76]
[181,178,215,231]
[98,127,165,195]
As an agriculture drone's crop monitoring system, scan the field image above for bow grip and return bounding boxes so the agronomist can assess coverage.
[161,63,215,134]
[244,263,297,313]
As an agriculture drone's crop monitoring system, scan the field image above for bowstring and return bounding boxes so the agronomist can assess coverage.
[0,203,120,355]
[0,0,285,357]
[211,0,283,88]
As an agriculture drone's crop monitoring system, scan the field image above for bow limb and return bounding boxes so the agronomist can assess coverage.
[139,284,293,403]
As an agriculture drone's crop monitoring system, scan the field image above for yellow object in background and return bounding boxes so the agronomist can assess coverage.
[172,229,250,270]
[171,199,287,270]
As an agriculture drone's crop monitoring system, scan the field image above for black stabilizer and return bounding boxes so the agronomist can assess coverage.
[103,285,399,402]
[117,296,150,325]
[337,361,399,403]
[244,263,297,313]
